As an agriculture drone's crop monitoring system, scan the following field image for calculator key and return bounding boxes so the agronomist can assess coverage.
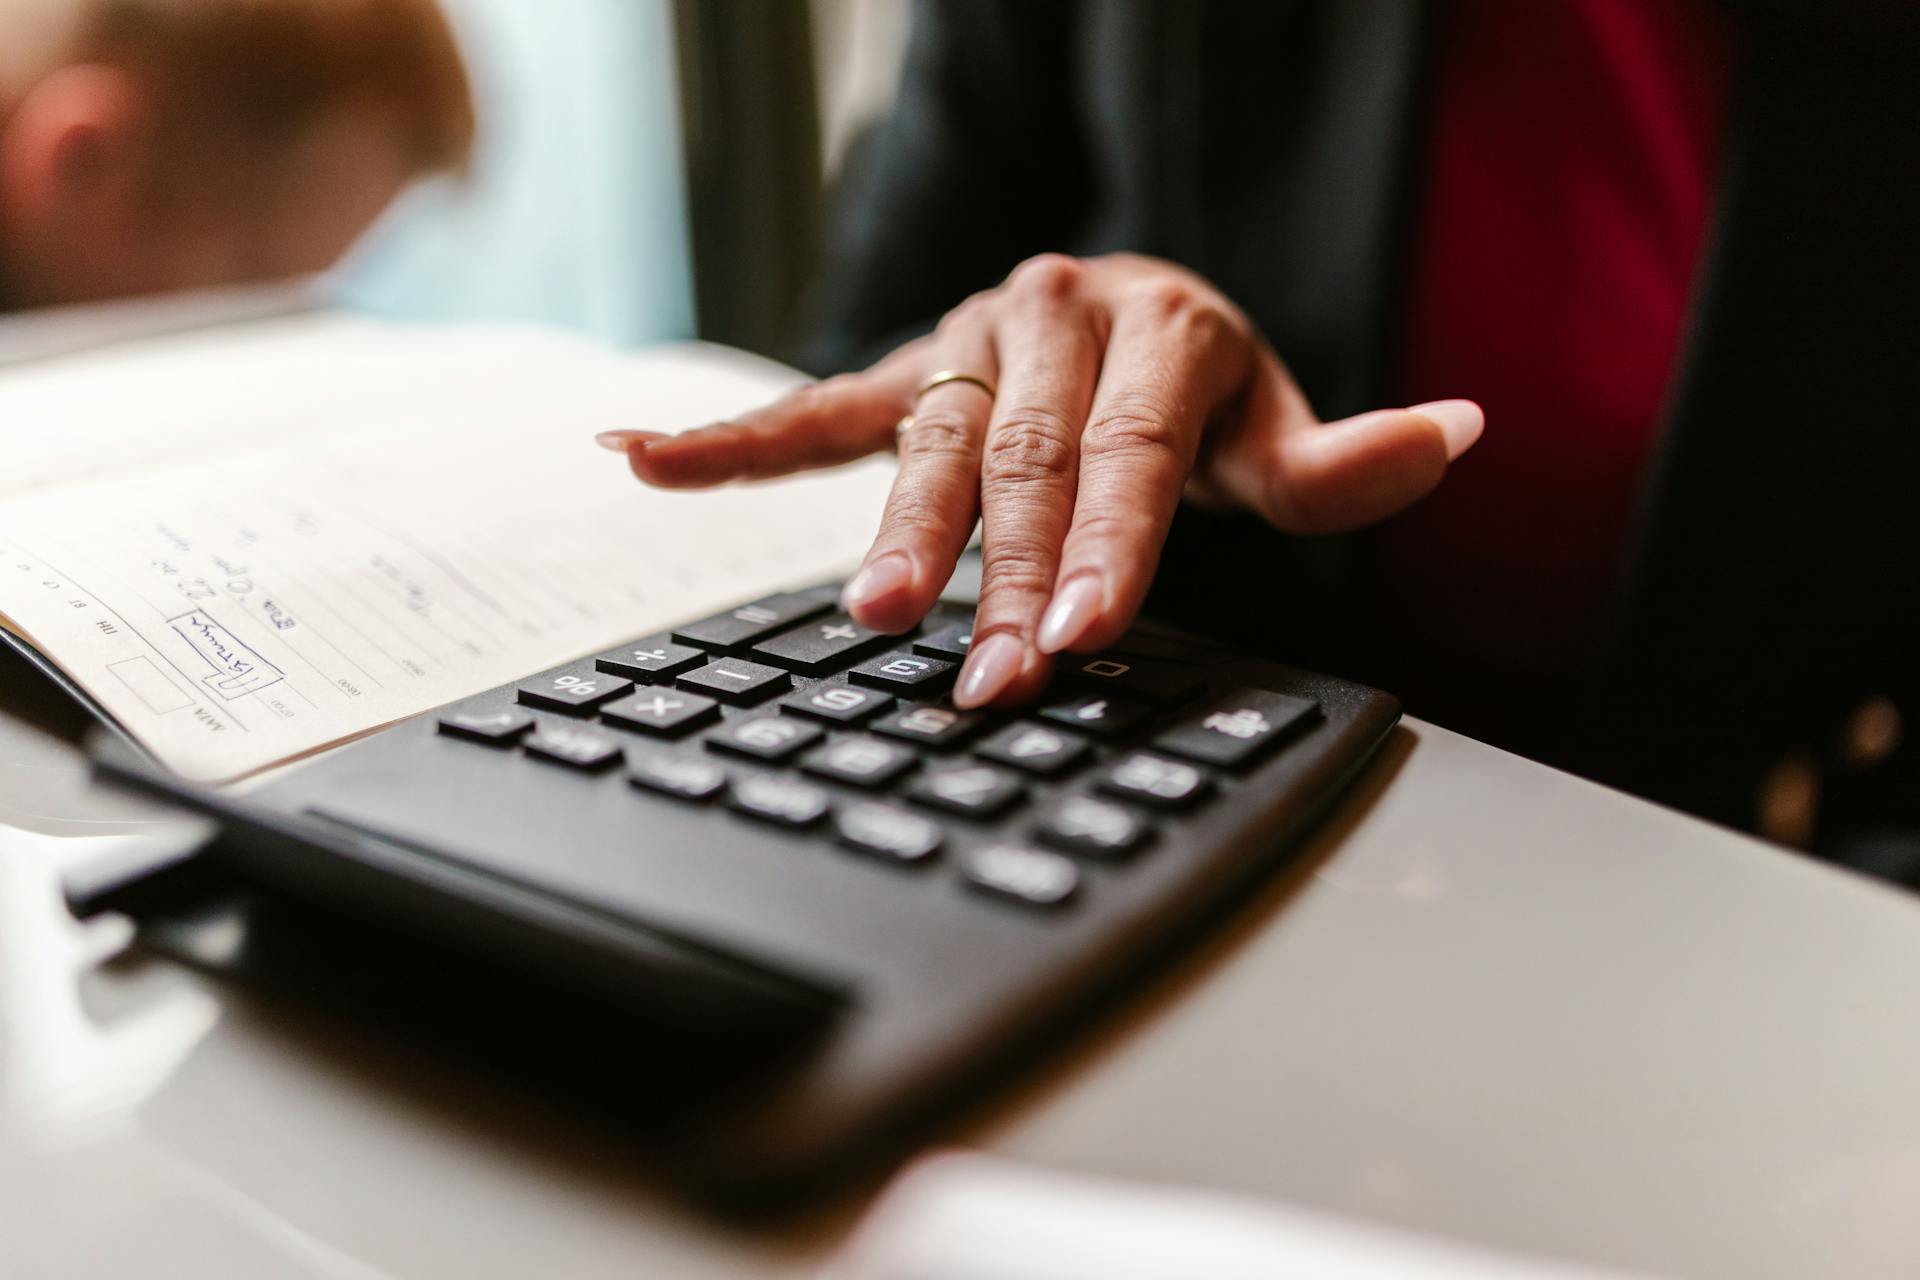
[907,764,1024,819]
[1153,689,1320,768]
[517,664,634,713]
[1059,653,1203,704]
[728,775,831,828]
[594,634,707,682]
[706,714,824,762]
[836,803,943,864]
[601,689,720,737]
[1097,752,1212,810]
[1037,692,1152,738]
[871,703,986,749]
[1035,795,1153,859]
[523,724,624,770]
[779,681,894,724]
[848,650,957,695]
[963,844,1080,909]
[676,657,792,705]
[912,621,974,661]
[973,721,1092,777]
[751,612,887,674]
[627,750,728,802]
[801,735,917,789]
[673,593,831,650]
[437,706,534,745]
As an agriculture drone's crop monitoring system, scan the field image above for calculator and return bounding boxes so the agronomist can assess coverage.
[89,577,1399,1204]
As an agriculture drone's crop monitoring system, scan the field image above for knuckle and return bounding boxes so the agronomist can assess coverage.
[1084,393,1186,463]
[1007,253,1086,302]
[899,406,977,456]
[1124,276,1199,320]
[978,539,1056,602]
[983,408,1079,485]
[877,502,957,546]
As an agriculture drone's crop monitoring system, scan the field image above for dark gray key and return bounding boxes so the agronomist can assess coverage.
[801,735,917,789]
[836,803,943,864]
[1153,689,1319,768]
[751,612,887,674]
[1035,795,1152,859]
[523,724,623,770]
[1038,692,1152,738]
[627,750,728,802]
[1058,653,1203,704]
[673,593,831,650]
[517,664,634,713]
[779,681,894,724]
[871,702,985,749]
[848,650,957,695]
[973,721,1092,777]
[963,844,1080,909]
[706,714,824,762]
[906,763,1024,819]
[437,706,534,745]
[600,688,719,737]
[676,657,791,705]
[912,621,974,662]
[728,774,831,828]
[594,634,706,682]
[1097,751,1211,810]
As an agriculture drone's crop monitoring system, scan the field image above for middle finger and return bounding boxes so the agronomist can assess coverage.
[955,256,1103,708]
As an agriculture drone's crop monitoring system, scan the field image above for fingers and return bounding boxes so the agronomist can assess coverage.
[605,344,926,489]
[1037,282,1252,654]
[954,256,1102,708]
[1199,350,1484,535]
[839,328,999,633]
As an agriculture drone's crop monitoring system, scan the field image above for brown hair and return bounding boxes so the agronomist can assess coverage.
[75,0,475,181]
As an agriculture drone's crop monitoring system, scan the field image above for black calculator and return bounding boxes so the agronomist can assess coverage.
[89,576,1399,1204]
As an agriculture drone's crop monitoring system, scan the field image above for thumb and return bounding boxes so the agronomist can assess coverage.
[1259,398,1483,534]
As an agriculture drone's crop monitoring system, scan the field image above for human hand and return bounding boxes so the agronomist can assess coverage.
[598,253,1481,708]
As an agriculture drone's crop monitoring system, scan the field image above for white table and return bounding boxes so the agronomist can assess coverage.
[4,707,1918,1280]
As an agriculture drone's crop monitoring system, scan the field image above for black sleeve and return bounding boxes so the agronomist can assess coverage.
[794,0,1093,375]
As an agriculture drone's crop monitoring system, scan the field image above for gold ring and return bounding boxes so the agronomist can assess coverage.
[914,370,997,404]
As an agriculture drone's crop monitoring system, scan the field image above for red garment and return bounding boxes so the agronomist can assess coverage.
[1383,0,1733,715]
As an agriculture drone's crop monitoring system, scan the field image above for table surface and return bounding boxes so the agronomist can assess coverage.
[4,705,1919,1280]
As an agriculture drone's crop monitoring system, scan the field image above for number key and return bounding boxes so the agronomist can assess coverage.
[871,702,985,749]
[706,714,824,762]
[779,681,894,724]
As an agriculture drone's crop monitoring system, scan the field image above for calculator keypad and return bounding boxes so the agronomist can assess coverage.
[448,601,1337,916]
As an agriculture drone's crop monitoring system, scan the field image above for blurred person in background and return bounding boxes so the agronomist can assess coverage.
[0,0,472,311]
[610,2,1920,872]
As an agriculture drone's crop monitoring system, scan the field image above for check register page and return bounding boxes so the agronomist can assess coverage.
[0,312,895,782]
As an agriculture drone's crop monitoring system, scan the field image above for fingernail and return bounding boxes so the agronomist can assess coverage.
[595,430,666,454]
[841,551,914,613]
[1037,574,1106,655]
[954,632,1023,709]
[1407,400,1484,461]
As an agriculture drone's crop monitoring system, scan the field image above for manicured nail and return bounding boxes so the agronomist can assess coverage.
[954,632,1024,709]
[841,551,914,614]
[595,430,667,454]
[1037,574,1106,655]
[1407,399,1484,461]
